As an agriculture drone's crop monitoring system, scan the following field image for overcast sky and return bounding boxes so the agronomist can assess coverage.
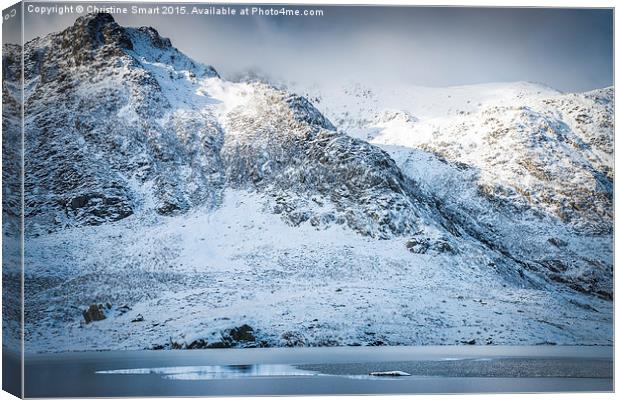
[6,3,614,91]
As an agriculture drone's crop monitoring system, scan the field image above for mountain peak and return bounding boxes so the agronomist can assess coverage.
[73,12,116,30]
[65,12,133,59]
[66,13,173,53]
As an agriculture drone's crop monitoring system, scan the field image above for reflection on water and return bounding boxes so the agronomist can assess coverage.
[27,347,614,396]
[95,364,413,381]
[97,364,321,380]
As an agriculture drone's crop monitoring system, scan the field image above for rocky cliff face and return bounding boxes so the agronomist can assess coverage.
[18,13,223,230]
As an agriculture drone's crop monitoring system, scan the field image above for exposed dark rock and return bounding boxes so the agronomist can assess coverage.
[186,339,209,349]
[116,304,131,315]
[182,324,258,349]
[131,314,144,322]
[206,340,232,349]
[405,235,456,255]
[83,303,106,323]
[547,237,567,248]
[280,331,307,347]
[539,259,569,273]
[228,324,256,342]
[137,26,172,49]
[405,238,430,254]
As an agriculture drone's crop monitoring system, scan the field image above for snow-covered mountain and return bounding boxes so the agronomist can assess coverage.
[288,80,614,299]
[2,13,613,352]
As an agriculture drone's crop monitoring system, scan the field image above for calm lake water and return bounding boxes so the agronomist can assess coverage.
[22,346,612,397]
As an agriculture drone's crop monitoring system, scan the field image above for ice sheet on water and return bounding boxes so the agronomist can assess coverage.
[96,364,319,380]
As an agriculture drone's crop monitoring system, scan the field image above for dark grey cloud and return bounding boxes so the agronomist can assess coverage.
[9,3,615,92]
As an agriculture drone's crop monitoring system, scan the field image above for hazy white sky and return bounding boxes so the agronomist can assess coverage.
[4,3,614,91]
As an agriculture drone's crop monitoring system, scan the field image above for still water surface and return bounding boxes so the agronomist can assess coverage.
[24,346,612,397]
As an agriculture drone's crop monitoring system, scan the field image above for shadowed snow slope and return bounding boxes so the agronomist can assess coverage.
[1,13,612,352]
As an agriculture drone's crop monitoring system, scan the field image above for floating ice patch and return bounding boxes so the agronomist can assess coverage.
[345,371,414,380]
[96,364,320,380]
[369,371,412,377]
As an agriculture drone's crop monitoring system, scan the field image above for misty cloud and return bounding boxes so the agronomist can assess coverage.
[13,3,614,92]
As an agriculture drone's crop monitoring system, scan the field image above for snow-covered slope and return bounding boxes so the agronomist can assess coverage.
[2,13,613,352]
[290,80,614,300]
[24,189,611,351]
